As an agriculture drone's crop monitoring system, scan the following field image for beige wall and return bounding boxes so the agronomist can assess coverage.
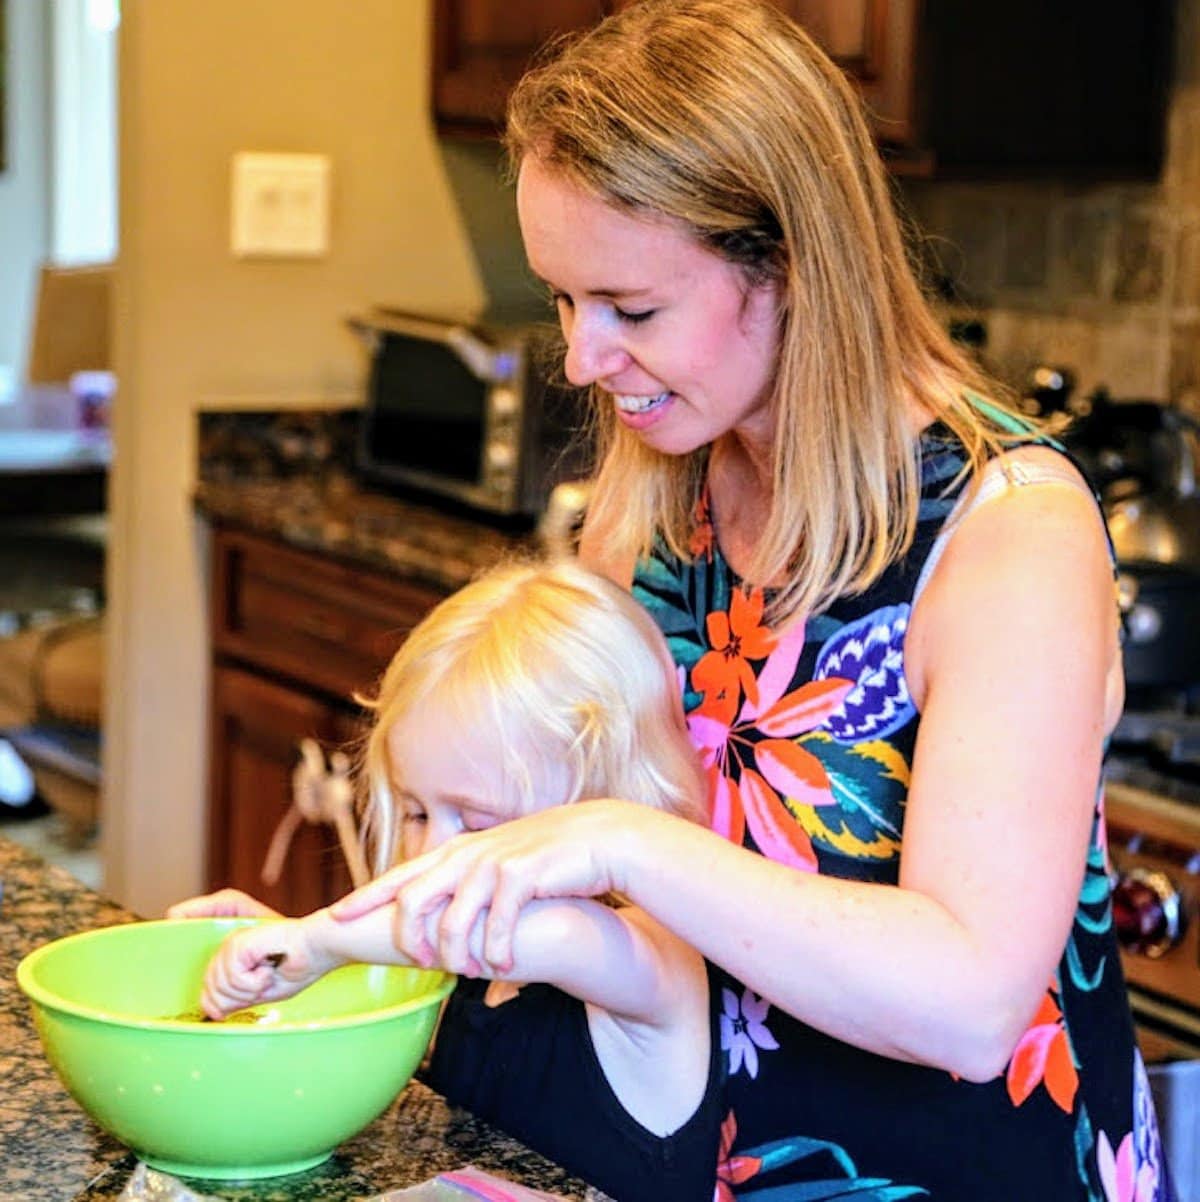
[105,0,484,914]
[0,0,50,384]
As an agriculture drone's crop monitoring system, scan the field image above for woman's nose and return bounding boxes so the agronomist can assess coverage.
[562,309,630,387]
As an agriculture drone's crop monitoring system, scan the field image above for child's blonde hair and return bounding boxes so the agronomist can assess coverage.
[359,559,705,873]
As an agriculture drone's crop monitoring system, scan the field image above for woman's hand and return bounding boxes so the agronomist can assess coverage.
[166,888,281,920]
[201,917,340,1020]
[330,799,649,974]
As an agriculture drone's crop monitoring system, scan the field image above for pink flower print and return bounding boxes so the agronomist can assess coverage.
[708,763,746,846]
[721,986,779,1079]
[737,620,807,724]
[689,674,846,865]
[1097,1130,1158,1202]
[739,766,818,871]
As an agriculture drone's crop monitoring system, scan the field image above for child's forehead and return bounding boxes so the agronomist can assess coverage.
[385,699,573,813]
[391,684,504,738]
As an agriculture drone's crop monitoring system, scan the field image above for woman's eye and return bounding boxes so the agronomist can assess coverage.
[615,307,655,325]
[401,811,426,825]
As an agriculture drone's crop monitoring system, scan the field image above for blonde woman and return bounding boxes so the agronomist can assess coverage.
[174,560,720,1202]
[334,2,1168,1198]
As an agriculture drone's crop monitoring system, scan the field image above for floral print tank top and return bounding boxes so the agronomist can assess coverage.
[631,425,1170,1201]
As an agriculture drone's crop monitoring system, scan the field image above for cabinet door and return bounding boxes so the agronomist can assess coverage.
[212,528,444,704]
[782,0,919,148]
[208,664,361,915]
[433,0,611,134]
[785,0,882,75]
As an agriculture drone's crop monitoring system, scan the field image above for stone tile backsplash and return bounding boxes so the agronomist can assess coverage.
[900,0,1199,412]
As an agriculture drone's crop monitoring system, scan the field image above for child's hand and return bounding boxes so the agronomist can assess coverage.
[200,917,340,1020]
[166,888,281,920]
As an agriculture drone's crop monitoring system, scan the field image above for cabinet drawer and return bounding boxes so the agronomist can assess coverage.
[211,527,446,703]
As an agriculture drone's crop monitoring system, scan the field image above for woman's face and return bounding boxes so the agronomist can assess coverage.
[516,156,782,457]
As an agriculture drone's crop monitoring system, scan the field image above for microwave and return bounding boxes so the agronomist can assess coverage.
[348,309,592,519]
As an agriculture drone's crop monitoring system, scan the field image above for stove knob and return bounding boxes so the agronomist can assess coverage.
[1112,867,1186,958]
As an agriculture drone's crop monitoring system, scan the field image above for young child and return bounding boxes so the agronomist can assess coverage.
[173,560,720,1202]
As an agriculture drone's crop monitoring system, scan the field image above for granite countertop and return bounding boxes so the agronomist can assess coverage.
[191,409,540,593]
[0,837,607,1202]
[193,474,532,595]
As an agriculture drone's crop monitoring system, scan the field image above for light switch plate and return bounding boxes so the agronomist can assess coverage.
[230,152,331,258]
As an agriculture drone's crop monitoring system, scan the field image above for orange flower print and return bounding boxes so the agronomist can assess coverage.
[689,620,847,868]
[1006,988,1079,1113]
[693,588,776,724]
[715,1110,761,1201]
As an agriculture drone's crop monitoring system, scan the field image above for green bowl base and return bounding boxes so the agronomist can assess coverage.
[140,1148,333,1181]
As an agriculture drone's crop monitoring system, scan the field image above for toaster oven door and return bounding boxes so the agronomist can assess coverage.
[351,313,524,514]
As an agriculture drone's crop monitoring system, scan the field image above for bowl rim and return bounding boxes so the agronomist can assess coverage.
[16,917,456,1034]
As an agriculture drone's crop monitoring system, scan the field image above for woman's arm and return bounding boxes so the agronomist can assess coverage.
[336,478,1118,1080]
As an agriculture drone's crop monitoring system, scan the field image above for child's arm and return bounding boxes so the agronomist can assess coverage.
[167,888,281,920]
[204,893,699,1036]
[202,891,710,1136]
[494,898,703,1031]
[201,905,416,1019]
[492,899,712,1137]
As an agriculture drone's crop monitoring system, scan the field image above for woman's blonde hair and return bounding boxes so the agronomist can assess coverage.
[505,0,1044,625]
[358,558,706,873]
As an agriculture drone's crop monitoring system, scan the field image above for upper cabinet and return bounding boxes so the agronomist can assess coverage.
[432,0,1174,179]
[432,0,617,137]
[781,1,920,154]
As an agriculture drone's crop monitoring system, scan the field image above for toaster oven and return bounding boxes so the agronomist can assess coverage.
[348,309,591,519]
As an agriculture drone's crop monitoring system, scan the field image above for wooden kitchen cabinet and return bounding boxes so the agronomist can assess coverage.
[780,1,919,151]
[432,0,616,137]
[207,527,446,913]
[431,0,911,141]
[432,0,1172,178]
[209,664,360,916]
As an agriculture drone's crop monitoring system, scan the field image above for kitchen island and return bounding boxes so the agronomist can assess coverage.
[0,837,607,1201]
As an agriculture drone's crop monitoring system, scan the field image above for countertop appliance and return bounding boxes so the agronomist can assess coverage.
[347,308,592,522]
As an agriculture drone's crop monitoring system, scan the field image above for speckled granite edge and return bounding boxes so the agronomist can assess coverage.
[192,409,541,592]
[192,477,536,594]
[1,837,608,1201]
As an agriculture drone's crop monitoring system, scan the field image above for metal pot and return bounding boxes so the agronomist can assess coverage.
[1104,405,1200,689]
[1116,564,1200,690]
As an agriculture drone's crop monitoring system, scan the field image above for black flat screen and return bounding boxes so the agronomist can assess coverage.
[362,331,485,485]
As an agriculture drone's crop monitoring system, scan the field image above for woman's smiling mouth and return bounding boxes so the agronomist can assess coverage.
[615,391,672,414]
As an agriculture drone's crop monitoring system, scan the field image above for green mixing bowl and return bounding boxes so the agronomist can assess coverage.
[17,918,455,1180]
